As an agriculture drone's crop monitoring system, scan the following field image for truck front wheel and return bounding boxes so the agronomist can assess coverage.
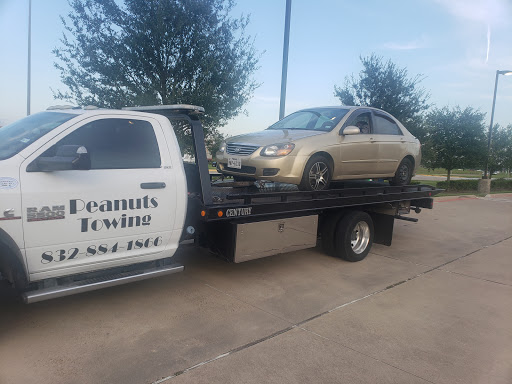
[333,211,374,262]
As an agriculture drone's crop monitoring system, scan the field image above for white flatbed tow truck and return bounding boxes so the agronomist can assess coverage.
[0,105,440,303]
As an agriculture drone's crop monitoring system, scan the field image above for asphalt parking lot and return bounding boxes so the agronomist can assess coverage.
[1,194,511,384]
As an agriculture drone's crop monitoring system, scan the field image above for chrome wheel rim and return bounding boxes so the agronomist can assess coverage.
[308,162,329,190]
[351,221,370,254]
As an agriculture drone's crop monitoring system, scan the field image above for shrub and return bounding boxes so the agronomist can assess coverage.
[436,179,478,191]
[492,178,512,191]
[435,178,512,192]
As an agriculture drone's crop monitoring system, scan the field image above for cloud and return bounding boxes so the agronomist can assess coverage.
[433,0,510,26]
[254,95,280,104]
[486,25,490,64]
[382,40,425,51]
[382,35,428,51]
[433,0,511,67]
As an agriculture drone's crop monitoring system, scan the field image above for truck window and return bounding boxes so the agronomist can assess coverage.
[43,118,161,169]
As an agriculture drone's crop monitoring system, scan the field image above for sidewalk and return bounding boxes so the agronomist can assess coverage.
[1,195,511,384]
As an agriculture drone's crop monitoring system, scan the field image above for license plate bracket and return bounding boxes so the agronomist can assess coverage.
[228,157,242,169]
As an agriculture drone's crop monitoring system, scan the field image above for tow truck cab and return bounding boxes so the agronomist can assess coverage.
[0,106,190,294]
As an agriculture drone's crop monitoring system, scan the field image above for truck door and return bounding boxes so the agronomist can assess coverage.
[20,114,178,280]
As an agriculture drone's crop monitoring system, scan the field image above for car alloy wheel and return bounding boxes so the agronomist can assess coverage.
[308,161,330,190]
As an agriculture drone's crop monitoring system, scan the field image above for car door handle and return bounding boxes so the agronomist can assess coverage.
[370,138,376,143]
[141,182,166,189]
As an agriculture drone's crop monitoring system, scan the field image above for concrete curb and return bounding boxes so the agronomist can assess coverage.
[434,195,478,202]
[485,193,512,198]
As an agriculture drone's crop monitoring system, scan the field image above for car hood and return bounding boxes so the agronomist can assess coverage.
[226,129,326,146]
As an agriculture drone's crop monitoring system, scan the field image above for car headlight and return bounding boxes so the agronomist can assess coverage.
[218,143,226,153]
[260,143,295,157]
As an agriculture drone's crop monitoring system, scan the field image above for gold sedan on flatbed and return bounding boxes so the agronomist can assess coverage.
[216,106,421,191]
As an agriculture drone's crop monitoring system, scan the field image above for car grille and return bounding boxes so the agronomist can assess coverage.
[226,143,259,156]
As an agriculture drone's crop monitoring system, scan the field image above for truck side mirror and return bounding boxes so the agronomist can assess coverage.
[27,145,91,172]
[340,126,361,135]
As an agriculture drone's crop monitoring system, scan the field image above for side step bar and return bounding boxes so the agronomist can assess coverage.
[23,264,184,304]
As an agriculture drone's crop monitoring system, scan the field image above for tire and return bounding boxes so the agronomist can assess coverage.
[390,158,413,186]
[298,155,332,191]
[333,211,374,262]
[0,247,29,291]
[320,211,346,257]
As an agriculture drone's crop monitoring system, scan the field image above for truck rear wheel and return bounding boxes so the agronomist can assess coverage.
[333,211,374,262]
[320,211,345,257]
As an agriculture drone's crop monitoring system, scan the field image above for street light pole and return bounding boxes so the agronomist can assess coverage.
[484,69,512,179]
[279,0,292,120]
[27,0,32,116]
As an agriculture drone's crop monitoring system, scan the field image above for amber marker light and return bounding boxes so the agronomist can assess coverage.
[217,210,224,217]
[200,210,206,217]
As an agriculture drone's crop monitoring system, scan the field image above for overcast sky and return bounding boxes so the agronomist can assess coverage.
[1,0,511,136]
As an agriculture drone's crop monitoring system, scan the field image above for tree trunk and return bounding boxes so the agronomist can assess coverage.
[446,169,451,183]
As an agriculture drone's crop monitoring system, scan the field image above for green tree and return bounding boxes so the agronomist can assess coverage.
[53,0,259,153]
[488,124,512,177]
[422,106,487,181]
[334,54,430,140]
[206,130,227,160]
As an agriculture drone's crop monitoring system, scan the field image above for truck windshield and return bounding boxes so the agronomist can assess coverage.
[0,112,75,160]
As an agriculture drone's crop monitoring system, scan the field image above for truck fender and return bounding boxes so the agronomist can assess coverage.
[0,228,29,290]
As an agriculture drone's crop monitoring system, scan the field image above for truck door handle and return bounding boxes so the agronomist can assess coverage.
[141,182,166,189]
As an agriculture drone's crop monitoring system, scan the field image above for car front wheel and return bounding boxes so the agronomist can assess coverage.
[299,155,332,191]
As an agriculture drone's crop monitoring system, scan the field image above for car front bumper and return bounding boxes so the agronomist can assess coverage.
[216,152,308,184]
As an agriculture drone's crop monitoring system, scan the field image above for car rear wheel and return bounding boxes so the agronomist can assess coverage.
[298,155,332,191]
[390,158,413,186]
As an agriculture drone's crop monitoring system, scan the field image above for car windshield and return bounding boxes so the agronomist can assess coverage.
[267,108,350,132]
[0,112,75,160]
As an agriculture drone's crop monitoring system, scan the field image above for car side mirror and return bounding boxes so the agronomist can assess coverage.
[28,145,91,172]
[341,126,361,135]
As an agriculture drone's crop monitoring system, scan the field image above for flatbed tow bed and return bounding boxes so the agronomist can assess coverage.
[163,106,442,264]
[202,183,437,219]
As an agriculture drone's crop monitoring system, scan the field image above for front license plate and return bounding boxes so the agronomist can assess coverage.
[228,157,242,169]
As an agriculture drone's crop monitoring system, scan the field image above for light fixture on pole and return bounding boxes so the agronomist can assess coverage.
[484,69,512,179]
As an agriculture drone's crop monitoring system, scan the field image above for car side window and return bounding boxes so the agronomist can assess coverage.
[373,114,403,135]
[42,118,161,169]
[346,112,372,134]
